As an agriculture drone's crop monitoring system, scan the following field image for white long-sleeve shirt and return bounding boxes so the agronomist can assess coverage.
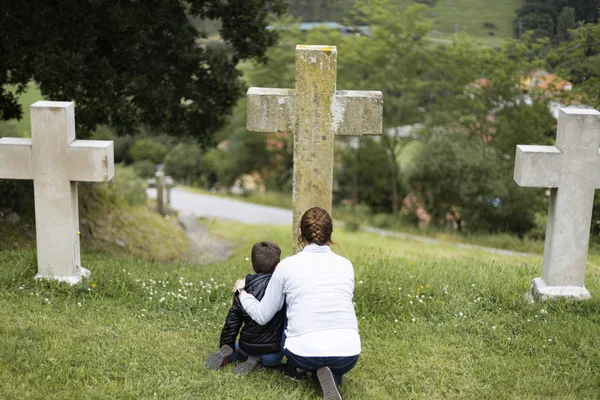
[240,244,361,357]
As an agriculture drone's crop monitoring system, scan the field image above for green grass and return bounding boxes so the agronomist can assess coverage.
[1,219,600,398]
[413,0,522,40]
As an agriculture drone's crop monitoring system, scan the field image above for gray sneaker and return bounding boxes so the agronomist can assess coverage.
[234,355,260,374]
[205,345,234,370]
[317,367,342,400]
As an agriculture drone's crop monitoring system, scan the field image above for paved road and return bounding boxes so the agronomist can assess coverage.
[147,187,292,225]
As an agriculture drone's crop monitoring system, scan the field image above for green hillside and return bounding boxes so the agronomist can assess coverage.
[288,0,523,41]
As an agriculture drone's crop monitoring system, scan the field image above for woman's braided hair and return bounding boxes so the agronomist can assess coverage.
[299,207,333,247]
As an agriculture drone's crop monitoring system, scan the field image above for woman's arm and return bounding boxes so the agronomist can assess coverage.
[237,270,285,325]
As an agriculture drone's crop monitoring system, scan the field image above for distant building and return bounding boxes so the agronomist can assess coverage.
[521,70,573,94]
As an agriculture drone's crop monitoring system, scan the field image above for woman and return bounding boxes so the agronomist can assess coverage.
[233,207,360,400]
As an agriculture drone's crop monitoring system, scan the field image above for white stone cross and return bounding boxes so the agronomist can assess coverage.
[247,45,383,251]
[514,108,600,300]
[0,101,114,284]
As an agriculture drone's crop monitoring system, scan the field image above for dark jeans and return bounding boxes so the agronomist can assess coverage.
[283,348,359,385]
[227,342,283,367]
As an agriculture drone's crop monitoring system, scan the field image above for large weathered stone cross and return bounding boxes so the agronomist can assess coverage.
[247,45,383,251]
[0,101,114,284]
[514,108,600,300]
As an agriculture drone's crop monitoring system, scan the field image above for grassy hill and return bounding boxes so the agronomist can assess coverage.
[289,0,523,42]
[1,218,600,398]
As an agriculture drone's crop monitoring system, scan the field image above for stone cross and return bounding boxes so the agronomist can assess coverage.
[0,101,114,284]
[514,108,600,300]
[247,45,383,251]
[165,176,175,209]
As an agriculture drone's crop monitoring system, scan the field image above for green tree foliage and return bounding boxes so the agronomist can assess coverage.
[551,22,600,109]
[164,143,203,184]
[0,0,287,142]
[557,7,577,43]
[515,0,599,41]
[129,139,168,165]
[335,138,396,213]
[492,101,556,156]
[404,133,543,235]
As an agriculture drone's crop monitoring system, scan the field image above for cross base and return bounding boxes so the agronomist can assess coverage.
[530,277,591,301]
[35,266,91,286]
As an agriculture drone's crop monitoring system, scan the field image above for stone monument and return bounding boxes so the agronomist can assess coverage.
[514,108,600,300]
[0,101,114,283]
[247,45,383,251]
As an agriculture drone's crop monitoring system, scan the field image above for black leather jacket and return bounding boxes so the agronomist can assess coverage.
[219,273,286,355]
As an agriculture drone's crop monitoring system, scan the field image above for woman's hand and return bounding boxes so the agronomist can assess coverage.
[232,278,246,293]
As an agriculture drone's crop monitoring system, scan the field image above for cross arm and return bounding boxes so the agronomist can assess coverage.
[0,138,33,180]
[331,90,383,135]
[67,140,114,182]
[514,145,563,188]
[247,87,297,133]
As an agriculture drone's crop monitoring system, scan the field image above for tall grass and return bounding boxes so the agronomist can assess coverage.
[1,219,599,398]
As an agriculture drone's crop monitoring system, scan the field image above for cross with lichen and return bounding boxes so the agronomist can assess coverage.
[247,45,383,252]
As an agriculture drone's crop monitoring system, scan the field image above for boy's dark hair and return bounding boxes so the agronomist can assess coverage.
[251,241,281,273]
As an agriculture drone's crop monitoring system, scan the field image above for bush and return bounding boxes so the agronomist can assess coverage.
[344,220,361,232]
[164,143,202,182]
[129,139,168,165]
[108,165,147,206]
[132,160,156,179]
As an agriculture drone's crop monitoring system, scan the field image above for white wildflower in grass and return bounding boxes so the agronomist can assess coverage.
[412,318,416,322]
[471,284,475,287]
[507,337,511,341]
[443,285,448,294]
[492,326,496,330]
[245,257,249,261]
[398,287,402,290]
[535,315,538,318]
[394,319,398,323]
[418,299,423,303]
[527,319,531,322]
[459,312,464,317]
[77,302,82,307]
[44,298,50,304]
[548,338,553,342]
[540,309,547,315]
[409,301,413,305]
[358,280,363,285]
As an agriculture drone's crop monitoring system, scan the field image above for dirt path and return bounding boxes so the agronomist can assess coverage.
[177,212,232,264]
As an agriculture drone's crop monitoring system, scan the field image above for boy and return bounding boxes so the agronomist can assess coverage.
[205,241,286,374]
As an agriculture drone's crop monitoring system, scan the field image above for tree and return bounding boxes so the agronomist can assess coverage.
[129,139,168,165]
[164,143,203,184]
[0,0,287,143]
[557,7,576,43]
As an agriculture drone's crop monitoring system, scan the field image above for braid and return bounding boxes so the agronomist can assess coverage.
[299,207,333,246]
